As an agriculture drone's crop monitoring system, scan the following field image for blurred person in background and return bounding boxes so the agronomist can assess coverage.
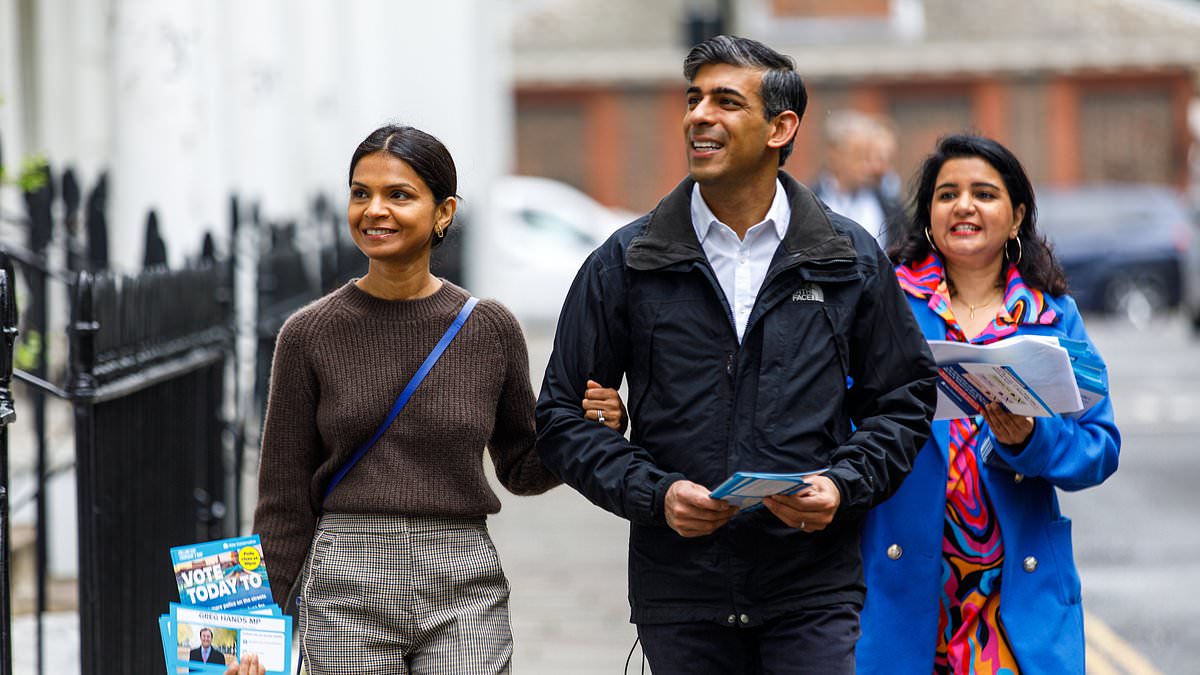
[867,115,902,203]
[859,134,1121,674]
[253,124,626,674]
[537,35,936,674]
[813,109,904,249]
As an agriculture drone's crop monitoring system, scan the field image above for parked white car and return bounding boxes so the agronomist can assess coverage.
[463,176,634,325]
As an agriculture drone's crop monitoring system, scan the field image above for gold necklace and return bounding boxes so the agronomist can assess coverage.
[959,290,1004,319]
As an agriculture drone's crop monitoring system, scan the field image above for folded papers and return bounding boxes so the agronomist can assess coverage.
[929,335,1108,420]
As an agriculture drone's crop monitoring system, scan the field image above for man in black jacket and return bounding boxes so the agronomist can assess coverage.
[536,35,936,674]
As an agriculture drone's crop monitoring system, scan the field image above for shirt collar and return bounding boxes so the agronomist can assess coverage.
[690,180,790,244]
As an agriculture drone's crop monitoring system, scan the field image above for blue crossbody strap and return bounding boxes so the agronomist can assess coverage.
[322,296,479,500]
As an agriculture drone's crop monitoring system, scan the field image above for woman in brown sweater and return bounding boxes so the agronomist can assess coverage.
[252,125,624,674]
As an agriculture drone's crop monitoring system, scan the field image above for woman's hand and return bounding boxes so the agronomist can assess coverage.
[582,379,628,434]
[224,654,265,675]
[982,401,1035,447]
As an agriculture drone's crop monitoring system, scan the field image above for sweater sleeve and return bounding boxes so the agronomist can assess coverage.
[252,313,323,609]
[486,303,562,496]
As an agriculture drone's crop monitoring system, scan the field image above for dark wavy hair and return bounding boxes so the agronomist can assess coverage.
[348,125,459,248]
[888,134,1067,295]
[683,35,807,166]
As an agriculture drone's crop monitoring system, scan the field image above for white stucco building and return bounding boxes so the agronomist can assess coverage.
[1,0,512,270]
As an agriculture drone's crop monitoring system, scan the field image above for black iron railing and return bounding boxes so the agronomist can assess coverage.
[0,254,21,675]
[70,264,234,674]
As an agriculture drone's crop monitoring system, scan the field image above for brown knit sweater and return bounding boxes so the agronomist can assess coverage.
[252,280,560,607]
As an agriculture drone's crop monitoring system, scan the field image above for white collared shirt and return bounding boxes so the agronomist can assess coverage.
[690,180,791,342]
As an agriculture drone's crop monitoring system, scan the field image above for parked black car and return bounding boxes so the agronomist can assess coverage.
[1037,184,1200,328]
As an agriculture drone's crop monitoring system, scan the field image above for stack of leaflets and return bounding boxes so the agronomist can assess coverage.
[1056,336,1109,410]
[159,535,293,674]
[708,469,825,511]
[929,335,1108,420]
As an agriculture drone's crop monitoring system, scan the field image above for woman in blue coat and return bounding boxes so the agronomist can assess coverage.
[858,135,1120,674]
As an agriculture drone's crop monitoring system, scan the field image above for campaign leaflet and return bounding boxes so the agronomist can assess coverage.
[162,604,292,675]
[709,469,826,511]
[171,535,272,612]
[936,363,1054,418]
[162,535,288,674]
[927,335,1099,420]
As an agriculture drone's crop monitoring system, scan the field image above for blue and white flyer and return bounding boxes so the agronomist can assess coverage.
[164,603,293,675]
[170,535,273,612]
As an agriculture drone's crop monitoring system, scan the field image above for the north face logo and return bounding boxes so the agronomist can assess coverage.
[792,283,824,302]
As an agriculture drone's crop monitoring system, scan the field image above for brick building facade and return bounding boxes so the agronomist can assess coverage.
[512,0,1200,212]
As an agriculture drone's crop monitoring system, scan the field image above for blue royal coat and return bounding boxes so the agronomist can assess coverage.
[857,289,1120,674]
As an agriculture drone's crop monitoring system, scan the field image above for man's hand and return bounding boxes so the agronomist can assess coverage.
[762,474,841,532]
[225,654,266,675]
[665,480,738,537]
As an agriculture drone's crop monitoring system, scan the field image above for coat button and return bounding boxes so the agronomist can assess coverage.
[1023,556,1038,572]
[739,614,750,625]
[1014,473,1025,483]
[887,544,902,560]
[727,614,737,625]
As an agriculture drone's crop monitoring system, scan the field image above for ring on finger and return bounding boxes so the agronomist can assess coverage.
[597,409,606,424]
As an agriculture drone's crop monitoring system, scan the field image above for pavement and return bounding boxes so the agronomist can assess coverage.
[13,611,79,673]
[488,330,643,673]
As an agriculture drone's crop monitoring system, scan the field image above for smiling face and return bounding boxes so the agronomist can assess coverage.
[199,629,212,648]
[684,63,787,188]
[347,151,455,266]
[929,156,1026,271]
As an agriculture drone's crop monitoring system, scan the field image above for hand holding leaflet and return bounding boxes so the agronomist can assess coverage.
[167,604,292,674]
[927,335,1103,420]
[709,469,826,511]
[162,535,291,675]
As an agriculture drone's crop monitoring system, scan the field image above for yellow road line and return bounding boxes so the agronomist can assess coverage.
[1085,609,1163,675]
[1087,641,1123,675]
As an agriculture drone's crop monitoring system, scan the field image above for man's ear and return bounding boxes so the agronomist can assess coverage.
[766,110,800,151]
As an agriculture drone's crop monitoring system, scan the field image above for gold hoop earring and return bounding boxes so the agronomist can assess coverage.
[435,223,446,239]
[1007,237,1022,265]
[924,227,938,253]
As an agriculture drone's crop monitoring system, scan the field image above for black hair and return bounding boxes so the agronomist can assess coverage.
[348,125,459,247]
[683,35,807,166]
[889,133,1068,295]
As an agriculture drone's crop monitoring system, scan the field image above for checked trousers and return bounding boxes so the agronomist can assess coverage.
[299,512,513,674]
